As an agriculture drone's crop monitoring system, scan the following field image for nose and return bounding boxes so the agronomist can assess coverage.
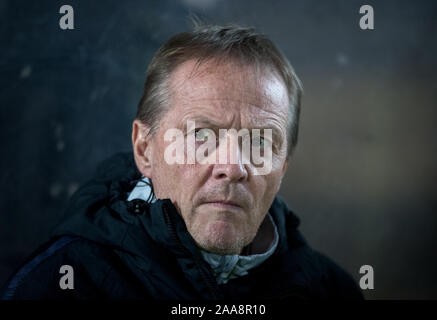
[211,129,251,182]
[212,141,249,182]
[212,162,249,182]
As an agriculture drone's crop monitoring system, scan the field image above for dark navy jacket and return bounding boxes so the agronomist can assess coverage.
[1,152,363,300]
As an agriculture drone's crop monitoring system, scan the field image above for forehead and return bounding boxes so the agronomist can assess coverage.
[168,59,290,125]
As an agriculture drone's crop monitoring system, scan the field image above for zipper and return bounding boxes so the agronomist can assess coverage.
[162,203,222,300]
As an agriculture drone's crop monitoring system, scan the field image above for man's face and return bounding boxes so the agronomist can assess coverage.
[134,59,290,255]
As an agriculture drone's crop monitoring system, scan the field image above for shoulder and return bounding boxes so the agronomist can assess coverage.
[1,236,115,300]
[297,246,364,300]
[270,197,364,299]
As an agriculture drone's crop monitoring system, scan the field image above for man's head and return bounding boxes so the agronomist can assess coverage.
[132,24,303,255]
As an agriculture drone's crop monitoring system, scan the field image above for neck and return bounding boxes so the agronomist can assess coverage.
[240,214,275,256]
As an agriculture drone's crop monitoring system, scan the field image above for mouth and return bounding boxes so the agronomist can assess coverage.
[201,200,243,210]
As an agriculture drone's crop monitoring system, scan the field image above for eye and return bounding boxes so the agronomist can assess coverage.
[195,128,210,142]
[252,135,265,148]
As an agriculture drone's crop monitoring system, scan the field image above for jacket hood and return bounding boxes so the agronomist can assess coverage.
[51,152,306,261]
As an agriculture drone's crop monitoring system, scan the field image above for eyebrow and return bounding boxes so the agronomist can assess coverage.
[179,115,285,144]
[181,116,223,130]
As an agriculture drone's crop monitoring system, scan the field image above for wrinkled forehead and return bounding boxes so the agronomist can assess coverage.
[168,59,290,117]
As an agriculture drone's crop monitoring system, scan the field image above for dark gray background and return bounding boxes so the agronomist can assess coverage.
[1,0,436,299]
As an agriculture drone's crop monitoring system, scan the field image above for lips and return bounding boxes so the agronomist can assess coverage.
[201,200,243,209]
[195,188,251,212]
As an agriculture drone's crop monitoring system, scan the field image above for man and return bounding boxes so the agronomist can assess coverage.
[1,24,363,300]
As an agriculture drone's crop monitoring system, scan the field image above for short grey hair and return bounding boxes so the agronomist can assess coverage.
[136,23,303,157]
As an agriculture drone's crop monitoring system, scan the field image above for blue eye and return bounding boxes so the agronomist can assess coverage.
[253,136,265,148]
[195,129,210,142]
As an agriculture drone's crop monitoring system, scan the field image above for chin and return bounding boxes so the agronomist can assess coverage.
[199,240,241,255]
[193,220,248,255]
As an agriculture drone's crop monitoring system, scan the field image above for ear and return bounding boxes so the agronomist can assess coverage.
[132,119,153,178]
[276,157,289,193]
[281,157,289,176]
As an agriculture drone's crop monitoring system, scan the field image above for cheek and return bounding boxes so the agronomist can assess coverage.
[253,171,283,209]
[152,157,203,207]
[153,163,184,198]
[150,144,182,198]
